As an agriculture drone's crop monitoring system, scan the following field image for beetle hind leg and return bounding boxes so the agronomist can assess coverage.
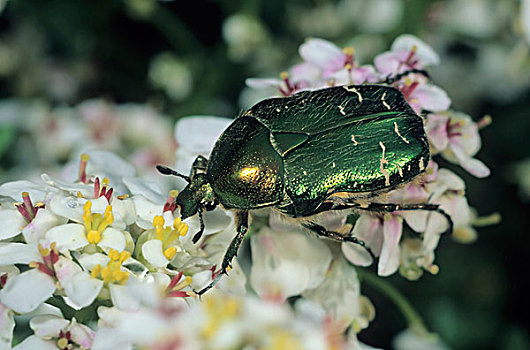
[302,221,376,262]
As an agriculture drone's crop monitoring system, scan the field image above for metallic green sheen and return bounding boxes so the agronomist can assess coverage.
[206,84,429,217]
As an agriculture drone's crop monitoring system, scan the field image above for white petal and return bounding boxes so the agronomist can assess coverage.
[12,335,57,350]
[122,177,164,204]
[184,207,232,240]
[250,227,331,300]
[0,243,41,265]
[245,77,282,89]
[98,228,126,252]
[0,209,26,240]
[391,34,440,66]
[47,194,86,223]
[132,195,164,230]
[54,257,103,309]
[77,253,110,271]
[22,209,65,244]
[45,223,88,252]
[174,116,231,154]
[0,304,14,349]
[378,216,403,276]
[109,284,140,311]
[0,269,56,313]
[29,315,69,337]
[84,150,136,178]
[40,174,93,198]
[68,319,96,348]
[141,240,169,268]
[0,180,48,202]
[302,257,360,330]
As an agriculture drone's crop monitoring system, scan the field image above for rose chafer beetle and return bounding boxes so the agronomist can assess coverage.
[158,78,453,295]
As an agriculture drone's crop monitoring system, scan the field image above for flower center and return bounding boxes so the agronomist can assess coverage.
[94,177,114,202]
[14,191,44,223]
[91,249,131,285]
[83,200,114,244]
[29,243,60,278]
[152,215,188,260]
[201,294,241,339]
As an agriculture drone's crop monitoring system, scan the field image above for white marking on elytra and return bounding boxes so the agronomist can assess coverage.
[344,86,363,103]
[351,135,359,145]
[354,182,358,187]
[419,157,425,171]
[397,165,403,177]
[338,105,346,115]
[379,141,390,186]
[332,162,336,168]
[276,108,281,112]
[394,122,410,144]
[381,92,391,110]
[303,170,307,176]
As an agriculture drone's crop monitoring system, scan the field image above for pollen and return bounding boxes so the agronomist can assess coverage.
[280,71,289,80]
[342,46,354,56]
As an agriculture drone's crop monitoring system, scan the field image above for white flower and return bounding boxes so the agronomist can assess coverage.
[250,226,332,301]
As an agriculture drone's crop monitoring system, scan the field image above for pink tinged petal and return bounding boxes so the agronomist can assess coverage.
[449,143,490,178]
[45,223,88,252]
[374,51,402,75]
[411,84,451,112]
[0,243,41,265]
[352,215,384,255]
[22,209,65,244]
[54,257,103,309]
[426,114,449,151]
[378,216,403,276]
[436,168,466,191]
[98,228,126,252]
[0,209,26,240]
[29,315,69,337]
[299,38,345,74]
[0,303,14,349]
[68,320,95,348]
[11,335,57,350]
[391,34,440,66]
[289,62,322,83]
[142,240,169,268]
[0,269,56,313]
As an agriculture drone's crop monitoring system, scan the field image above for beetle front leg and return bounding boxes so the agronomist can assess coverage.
[195,210,249,296]
[302,221,376,262]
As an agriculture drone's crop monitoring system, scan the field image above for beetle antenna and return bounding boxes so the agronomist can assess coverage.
[156,165,191,183]
[192,206,205,244]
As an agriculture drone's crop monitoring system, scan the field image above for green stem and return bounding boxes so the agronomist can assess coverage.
[357,269,429,335]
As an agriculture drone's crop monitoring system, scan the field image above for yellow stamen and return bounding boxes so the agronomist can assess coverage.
[87,230,101,244]
[80,153,90,162]
[169,190,179,198]
[77,191,84,198]
[163,246,178,260]
[117,194,129,200]
[344,63,352,71]
[57,337,68,349]
[108,249,120,261]
[173,217,181,228]
[280,71,289,80]
[177,224,188,237]
[174,276,192,290]
[411,44,418,53]
[119,251,131,262]
[342,46,354,56]
[91,264,101,279]
[102,177,110,186]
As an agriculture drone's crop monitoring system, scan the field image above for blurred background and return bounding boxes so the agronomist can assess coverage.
[0,0,529,349]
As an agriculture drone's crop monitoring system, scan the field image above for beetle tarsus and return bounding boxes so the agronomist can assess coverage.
[303,221,376,262]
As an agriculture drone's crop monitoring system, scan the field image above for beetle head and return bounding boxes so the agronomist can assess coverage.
[176,173,217,220]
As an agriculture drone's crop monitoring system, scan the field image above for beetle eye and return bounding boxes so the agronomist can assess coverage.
[203,200,218,211]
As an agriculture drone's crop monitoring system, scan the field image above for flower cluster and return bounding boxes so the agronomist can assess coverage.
[0,35,492,349]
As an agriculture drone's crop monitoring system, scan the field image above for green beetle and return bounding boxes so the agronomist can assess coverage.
[158,83,452,295]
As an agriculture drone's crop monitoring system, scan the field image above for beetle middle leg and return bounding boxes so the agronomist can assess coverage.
[195,210,249,296]
[302,222,376,261]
